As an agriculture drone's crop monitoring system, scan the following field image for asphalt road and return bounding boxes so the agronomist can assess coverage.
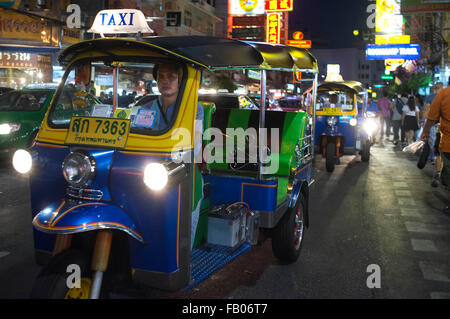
[0,141,449,299]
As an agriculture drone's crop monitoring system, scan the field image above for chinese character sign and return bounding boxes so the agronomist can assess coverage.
[265,0,293,11]
[266,13,281,43]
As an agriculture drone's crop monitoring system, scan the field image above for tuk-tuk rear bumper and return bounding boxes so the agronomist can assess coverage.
[32,200,144,244]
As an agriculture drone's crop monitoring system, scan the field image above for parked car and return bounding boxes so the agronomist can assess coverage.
[0,86,57,159]
[278,96,305,112]
[248,93,282,111]
[198,93,258,110]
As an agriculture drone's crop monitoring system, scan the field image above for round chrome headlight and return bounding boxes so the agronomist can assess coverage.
[143,162,168,191]
[12,149,32,174]
[349,118,358,126]
[62,152,96,187]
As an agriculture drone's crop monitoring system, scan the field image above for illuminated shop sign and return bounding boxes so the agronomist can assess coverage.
[287,40,311,49]
[230,0,265,15]
[385,59,405,71]
[266,12,281,43]
[265,0,293,11]
[0,51,37,68]
[375,34,410,44]
[366,44,420,60]
[401,0,450,13]
[376,0,403,34]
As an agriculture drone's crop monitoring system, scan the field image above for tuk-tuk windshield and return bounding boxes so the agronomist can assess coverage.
[49,59,182,135]
[315,91,355,111]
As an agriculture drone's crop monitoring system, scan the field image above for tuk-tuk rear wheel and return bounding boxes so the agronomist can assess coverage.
[271,194,306,263]
[30,249,92,299]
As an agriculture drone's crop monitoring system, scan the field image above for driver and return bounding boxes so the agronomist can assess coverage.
[135,63,203,142]
[327,94,340,108]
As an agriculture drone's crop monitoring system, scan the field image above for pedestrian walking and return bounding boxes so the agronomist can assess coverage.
[424,83,444,186]
[391,94,404,145]
[421,86,450,215]
[377,91,392,145]
[402,96,420,144]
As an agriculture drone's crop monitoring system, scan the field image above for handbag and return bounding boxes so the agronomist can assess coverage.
[417,142,430,169]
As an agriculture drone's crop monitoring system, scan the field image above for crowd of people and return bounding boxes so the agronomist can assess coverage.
[369,82,449,215]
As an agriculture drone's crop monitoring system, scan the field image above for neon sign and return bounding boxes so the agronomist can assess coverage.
[266,13,281,43]
[265,0,293,11]
[366,44,420,60]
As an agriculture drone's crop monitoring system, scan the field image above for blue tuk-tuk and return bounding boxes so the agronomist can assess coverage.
[11,9,320,298]
[313,81,372,172]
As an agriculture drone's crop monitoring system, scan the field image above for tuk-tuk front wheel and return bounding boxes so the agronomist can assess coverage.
[271,194,306,263]
[30,249,93,299]
[325,143,336,172]
[361,140,370,162]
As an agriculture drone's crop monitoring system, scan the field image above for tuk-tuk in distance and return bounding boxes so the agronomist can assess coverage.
[313,80,373,172]
[12,9,319,298]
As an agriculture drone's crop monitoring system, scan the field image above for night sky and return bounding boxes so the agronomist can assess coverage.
[289,0,368,49]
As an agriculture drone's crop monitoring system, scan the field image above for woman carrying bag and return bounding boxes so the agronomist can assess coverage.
[402,96,420,145]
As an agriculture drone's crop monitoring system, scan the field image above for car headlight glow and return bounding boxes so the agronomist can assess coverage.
[349,118,358,126]
[62,152,96,187]
[363,118,377,135]
[144,162,168,191]
[0,123,21,135]
[12,149,32,174]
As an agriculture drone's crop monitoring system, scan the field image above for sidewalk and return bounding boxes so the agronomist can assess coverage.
[369,139,450,298]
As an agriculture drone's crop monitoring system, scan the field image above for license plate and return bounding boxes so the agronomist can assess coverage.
[65,117,130,148]
[323,107,343,116]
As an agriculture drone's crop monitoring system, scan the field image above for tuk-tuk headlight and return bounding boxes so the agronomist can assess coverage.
[144,162,168,191]
[12,149,32,174]
[349,118,357,126]
[62,152,96,187]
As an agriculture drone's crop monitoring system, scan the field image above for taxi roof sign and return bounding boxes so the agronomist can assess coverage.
[87,9,153,35]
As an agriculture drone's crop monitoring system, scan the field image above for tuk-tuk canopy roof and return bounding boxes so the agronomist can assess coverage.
[318,81,365,94]
[58,36,318,72]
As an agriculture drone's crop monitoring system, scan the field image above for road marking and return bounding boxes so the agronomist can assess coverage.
[0,251,10,259]
[400,208,425,217]
[395,190,412,197]
[410,239,438,252]
[393,182,409,188]
[419,262,450,283]
[405,221,431,233]
[430,292,450,299]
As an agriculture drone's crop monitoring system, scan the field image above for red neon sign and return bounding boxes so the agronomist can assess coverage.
[265,0,293,12]
[287,40,312,49]
[266,13,281,43]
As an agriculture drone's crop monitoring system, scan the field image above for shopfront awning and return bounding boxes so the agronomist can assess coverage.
[0,45,61,54]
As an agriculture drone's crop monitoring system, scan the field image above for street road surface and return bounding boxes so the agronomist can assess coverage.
[0,143,449,299]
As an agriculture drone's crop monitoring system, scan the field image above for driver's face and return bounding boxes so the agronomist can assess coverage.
[157,65,180,97]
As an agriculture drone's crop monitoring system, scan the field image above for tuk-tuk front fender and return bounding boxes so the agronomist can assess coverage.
[32,200,144,244]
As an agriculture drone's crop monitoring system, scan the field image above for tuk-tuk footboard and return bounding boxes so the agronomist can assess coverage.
[185,243,251,293]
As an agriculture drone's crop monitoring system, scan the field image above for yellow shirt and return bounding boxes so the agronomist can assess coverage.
[428,87,450,153]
